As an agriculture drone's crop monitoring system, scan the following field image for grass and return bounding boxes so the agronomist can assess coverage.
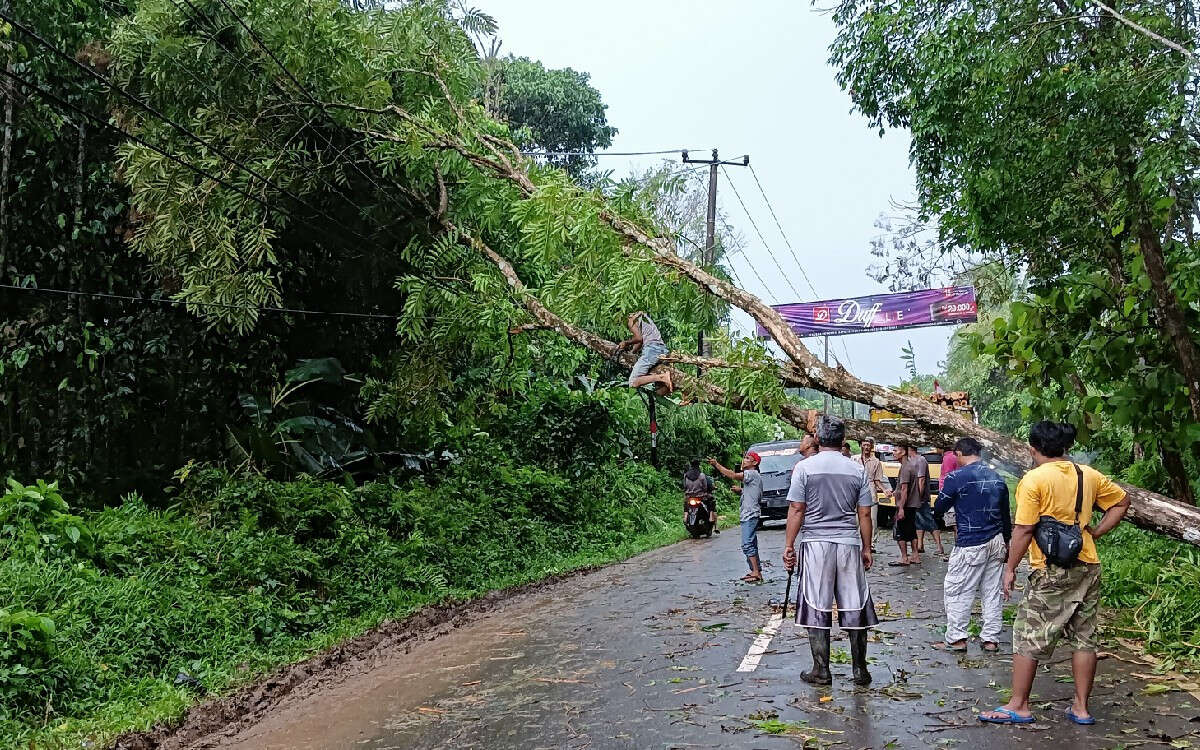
[0,454,693,748]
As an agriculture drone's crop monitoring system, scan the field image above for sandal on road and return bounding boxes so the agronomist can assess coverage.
[979,708,1035,724]
[887,561,910,567]
[932,641,968,653]
[1065,709,1095,725]
[981,641,1000,653]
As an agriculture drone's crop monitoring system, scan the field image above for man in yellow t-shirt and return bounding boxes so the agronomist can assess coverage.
[979,422,1129,728]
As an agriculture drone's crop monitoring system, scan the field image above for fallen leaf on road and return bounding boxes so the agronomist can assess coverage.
[701,622,731,632]
[820,696,833,703]
[1145,683,1176,696]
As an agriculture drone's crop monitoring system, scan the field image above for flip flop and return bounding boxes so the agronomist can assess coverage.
[1065,709,1095,725]
[887,561,910,567]
[981,642,1000,653]
[932,641,968,652]
[979,707,1035,725]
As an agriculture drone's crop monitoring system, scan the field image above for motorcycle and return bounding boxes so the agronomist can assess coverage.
[684,496,714,538]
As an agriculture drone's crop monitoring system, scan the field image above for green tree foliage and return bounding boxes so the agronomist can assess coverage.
[829,0,1200,500]
[491,56,617,176]
[103,0,788,437]
[0,0,425,495]
[2,0,697,494]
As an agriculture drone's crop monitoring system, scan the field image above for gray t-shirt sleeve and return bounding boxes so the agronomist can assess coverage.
[786,462,807,505]
[856,465,875,507]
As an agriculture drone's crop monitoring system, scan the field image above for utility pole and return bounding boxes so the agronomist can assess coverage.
[648,393,658,468]
[681,149,749,360]
[823,335,831,415]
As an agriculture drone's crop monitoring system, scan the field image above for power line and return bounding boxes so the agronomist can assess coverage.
[2,67,277,217]
[0,283,407,320]
[164,0,495,293]
[747,164,821,298]
[164,0,410,229]
[0,67,466,318]
[521,148,704,158]
[719,165,806,303]
[746,163,854,371]
[0,12,389,257]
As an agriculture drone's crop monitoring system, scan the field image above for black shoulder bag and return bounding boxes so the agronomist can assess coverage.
[1033,464,1085,567]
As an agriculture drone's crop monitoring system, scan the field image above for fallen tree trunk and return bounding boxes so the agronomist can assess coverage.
[378,98,1200,548]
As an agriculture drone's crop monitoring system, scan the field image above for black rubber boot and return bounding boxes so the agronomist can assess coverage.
[850,629,872,686]
[800,629,832,685]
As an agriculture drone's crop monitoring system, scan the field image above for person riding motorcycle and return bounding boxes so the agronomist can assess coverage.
[682,460,716,525]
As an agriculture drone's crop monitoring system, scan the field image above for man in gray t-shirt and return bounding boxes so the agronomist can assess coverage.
[787,450,876,545]
[782,416,878,687]
[710,451,765,583]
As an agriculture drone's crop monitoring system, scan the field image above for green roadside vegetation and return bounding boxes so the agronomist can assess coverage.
[0,454,701,748]
[1101,525,1200,670]
[1,378,785,748]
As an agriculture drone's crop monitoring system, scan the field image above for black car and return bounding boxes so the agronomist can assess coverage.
[749,440,808,523]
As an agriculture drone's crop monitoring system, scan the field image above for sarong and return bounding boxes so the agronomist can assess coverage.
[795,540,879,630]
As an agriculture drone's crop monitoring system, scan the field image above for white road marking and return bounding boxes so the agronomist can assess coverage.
[736,613,783,672]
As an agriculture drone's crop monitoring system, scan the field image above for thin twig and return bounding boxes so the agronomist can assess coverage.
[1090,0,1197,59]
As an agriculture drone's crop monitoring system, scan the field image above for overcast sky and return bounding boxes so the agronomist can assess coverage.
[478,0,955,387]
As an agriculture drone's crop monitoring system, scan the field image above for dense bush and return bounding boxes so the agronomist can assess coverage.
[0,454,688,747]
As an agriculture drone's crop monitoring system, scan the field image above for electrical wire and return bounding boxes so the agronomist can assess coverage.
[747,164,821,298]
[521,148,703,158]
[746,163,854,371]
[0,11,391,258]
[719,165,806,303]
[4,8,464,307]
[0,283,405,319]
[163,0,410,228]
[0,66,460,302]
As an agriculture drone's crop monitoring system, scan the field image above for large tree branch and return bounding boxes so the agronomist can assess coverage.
[378,102,1200,547]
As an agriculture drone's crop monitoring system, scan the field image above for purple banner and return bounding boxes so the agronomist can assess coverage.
[757,286,978,338]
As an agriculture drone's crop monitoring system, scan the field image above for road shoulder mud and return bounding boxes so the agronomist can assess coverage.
[111,565,604,750]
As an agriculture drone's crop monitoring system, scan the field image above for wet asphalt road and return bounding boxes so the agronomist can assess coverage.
[216,523,1200,750]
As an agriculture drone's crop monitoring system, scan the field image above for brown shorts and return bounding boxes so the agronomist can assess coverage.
[1013,563,1102,661]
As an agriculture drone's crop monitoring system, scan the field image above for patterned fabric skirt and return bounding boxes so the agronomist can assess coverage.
[795,541,879,630]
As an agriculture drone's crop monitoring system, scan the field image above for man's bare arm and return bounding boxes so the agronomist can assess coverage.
[707,457,744,481]
[617,314,644,350]
[783,502,806,570]
[1086,497,1130,540]
[1001,524,1036,600]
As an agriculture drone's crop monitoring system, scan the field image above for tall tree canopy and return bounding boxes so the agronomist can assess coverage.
[828,0,1200,501]
[490,56,617,176]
